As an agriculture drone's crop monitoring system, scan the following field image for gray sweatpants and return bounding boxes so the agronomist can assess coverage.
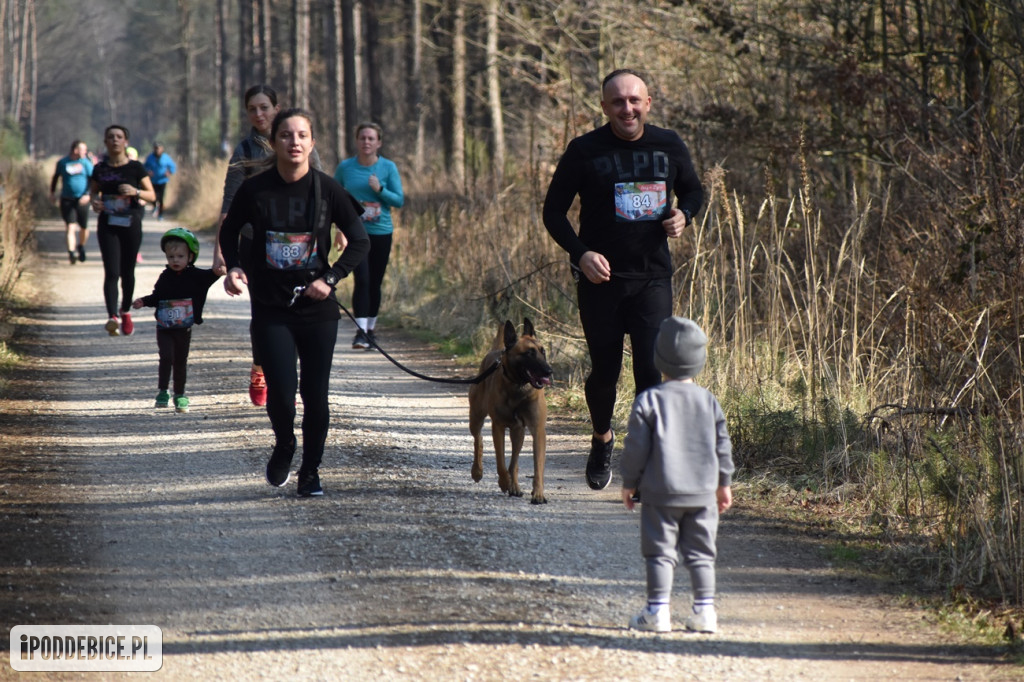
[640,502,719,604]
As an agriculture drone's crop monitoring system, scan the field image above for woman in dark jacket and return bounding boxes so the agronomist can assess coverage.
[220,108,369,498]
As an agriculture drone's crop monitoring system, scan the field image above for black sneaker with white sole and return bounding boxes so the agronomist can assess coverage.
[352,329,370,350]
[266,436,296,487]
[585,430,615,490]
[297,469,323,497]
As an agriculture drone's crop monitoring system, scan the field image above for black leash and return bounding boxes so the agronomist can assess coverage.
[291,286,500,385]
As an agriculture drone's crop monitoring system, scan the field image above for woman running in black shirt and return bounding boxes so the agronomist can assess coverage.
[219,108,370,498]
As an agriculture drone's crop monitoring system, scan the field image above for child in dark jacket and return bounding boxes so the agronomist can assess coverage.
[132,228,220,413]
[620,316,734,634]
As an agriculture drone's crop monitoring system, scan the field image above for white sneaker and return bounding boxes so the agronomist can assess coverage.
[685,605,717,633]
[628,605,671,632]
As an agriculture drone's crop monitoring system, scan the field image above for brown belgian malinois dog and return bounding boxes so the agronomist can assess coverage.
[469,318,553,504]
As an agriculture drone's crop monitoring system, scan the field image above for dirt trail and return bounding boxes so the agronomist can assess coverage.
[0,219,1016,680]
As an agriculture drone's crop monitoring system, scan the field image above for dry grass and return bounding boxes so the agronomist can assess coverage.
[0,160,44,309]
[168,158,229,234]
[384,155,1024,610]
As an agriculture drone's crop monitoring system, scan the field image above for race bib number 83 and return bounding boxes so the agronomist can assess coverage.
[614,181,667,222]
[266,231,318,270]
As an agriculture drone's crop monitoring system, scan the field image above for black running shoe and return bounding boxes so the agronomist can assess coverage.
[77,245,86,262]
[352,329,370,349]
[297,469,323,497]
[69,250,77,265]
[585,430,615,490]
[266,436,296,487]
[364,329,376,350]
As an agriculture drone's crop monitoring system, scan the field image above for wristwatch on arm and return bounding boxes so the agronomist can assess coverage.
[323,270,339,287]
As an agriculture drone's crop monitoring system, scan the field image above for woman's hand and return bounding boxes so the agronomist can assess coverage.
[211,253,228,277]
[224,267,247,296]
[304,278,333,301]
[333,229,348,253]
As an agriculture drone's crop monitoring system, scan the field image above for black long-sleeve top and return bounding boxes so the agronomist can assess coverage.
[139,265,221,327]
[542,123,703,280]
[219,167,370,323]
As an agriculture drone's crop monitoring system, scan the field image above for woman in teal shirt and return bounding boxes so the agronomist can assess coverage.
[333,122,404,349]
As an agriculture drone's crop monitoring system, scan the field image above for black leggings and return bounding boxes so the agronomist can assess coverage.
[156,327,192,395]
[97,217,143,317]
[577,276,672,435]
[251,316,338,472]
[152,183,167,214]
[352,232,393,318]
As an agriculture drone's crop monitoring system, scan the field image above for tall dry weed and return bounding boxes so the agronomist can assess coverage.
[388,146,1023,605]
[171,158,229,232]
[0,161,45,310]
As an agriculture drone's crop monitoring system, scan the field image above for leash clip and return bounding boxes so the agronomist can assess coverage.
[289,285,306,307]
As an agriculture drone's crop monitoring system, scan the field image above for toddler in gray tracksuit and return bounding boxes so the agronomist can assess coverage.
[620,316,734,633]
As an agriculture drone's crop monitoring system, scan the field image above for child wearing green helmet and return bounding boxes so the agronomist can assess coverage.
[132,227,221,412]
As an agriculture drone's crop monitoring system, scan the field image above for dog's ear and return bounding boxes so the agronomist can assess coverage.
[522,317,535,338]
[503,320,518,350]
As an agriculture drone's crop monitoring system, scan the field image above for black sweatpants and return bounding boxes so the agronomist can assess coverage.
[251,316,339,473]
[156,327,192,395]
[577,276,672,435]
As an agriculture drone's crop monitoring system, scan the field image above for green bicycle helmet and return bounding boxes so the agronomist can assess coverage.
[160,227,200,262]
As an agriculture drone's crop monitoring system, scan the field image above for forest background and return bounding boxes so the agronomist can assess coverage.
[1,0,1023,634]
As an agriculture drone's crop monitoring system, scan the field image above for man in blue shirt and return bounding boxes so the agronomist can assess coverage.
[50,140,94,264]
[144,142,177,220]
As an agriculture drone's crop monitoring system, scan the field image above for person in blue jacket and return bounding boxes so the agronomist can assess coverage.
[143,142,177,219]
[333,122,404,350]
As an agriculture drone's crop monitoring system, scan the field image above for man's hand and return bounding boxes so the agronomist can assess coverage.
[662,207,688,238]
[579,251,611,283]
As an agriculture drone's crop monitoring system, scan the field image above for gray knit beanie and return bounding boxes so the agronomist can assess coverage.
[654,316,708,379]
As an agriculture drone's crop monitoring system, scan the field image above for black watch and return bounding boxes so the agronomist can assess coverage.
[323,270,339,287]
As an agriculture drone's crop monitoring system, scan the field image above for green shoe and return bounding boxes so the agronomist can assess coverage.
[155,390,170,408]
[173,394,190,413]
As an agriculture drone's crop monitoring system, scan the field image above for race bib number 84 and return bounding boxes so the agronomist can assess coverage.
[614,181,667,222]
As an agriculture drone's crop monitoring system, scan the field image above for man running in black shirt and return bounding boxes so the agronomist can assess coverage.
[543,68,703,491]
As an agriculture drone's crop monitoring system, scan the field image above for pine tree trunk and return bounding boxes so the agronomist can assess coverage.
[485,0,504,182]
[451,0,466,188]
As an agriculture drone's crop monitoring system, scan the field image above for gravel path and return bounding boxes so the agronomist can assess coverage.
[0,219,1016,680]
